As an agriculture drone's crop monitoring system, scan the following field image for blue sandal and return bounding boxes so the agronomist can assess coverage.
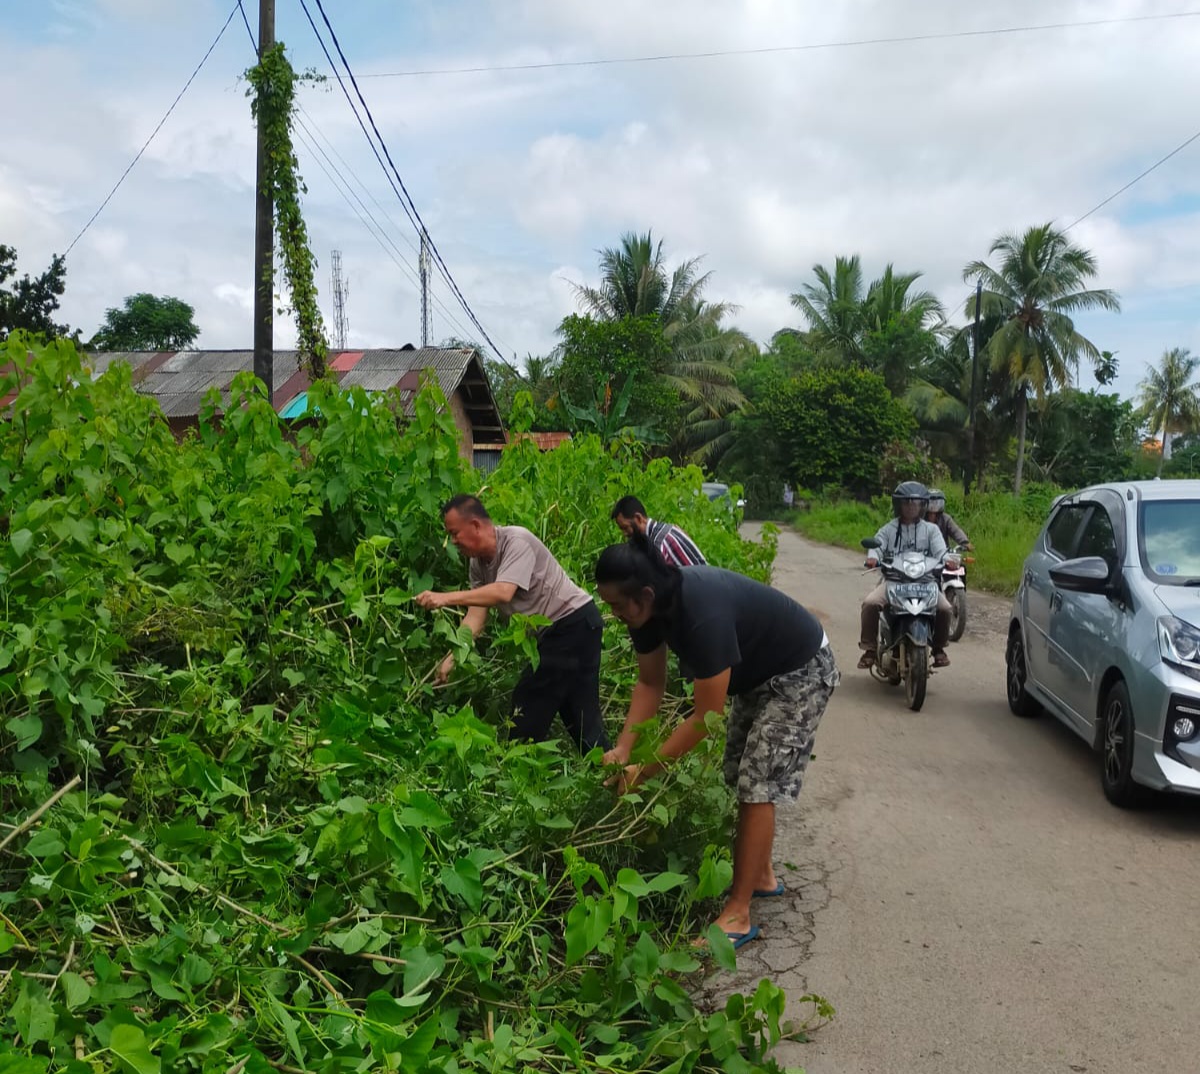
[752,881,786,899]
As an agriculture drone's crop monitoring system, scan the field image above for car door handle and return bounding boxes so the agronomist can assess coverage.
[1051,591,1063,612]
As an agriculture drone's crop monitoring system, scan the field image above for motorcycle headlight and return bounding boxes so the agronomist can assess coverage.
[944,555,960,571]
[1158,616,1200,670]
[903,559,926,579]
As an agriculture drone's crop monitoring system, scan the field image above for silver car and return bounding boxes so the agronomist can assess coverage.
[1006,480,1200,806]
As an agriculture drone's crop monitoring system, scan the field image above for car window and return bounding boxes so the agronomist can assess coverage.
[1045,504,1089,559]
[1075,506,1118,564]
[1140,499,1200,584]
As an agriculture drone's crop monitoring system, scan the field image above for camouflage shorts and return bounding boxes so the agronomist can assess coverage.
[724,644,839,805]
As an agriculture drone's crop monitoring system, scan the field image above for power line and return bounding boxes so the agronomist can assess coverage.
[300,0,523,374]
[293,110,480,345]
[64,0,242,256]
[1066,126,1200,229]
[360,10,1200,78]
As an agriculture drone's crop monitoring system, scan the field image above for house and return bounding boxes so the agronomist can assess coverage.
[473,430,572,474]
[83,345,505,462]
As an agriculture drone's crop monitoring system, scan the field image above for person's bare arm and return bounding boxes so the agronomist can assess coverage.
[617,667,732,792]
[433,604,491,684]
[605,645,668,764]
[416,581,517,610]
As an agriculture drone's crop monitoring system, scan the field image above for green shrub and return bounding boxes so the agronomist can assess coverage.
[0,334,804,1073]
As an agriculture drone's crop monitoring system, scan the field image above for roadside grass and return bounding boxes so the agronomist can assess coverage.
[786,486,1060,596]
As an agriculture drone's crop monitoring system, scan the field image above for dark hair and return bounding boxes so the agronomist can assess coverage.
[595,531,680,613]
[441,493,490,521]
[611,495,647,521]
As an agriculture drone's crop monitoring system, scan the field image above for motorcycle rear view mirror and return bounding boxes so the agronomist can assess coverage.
[861,538,881,550]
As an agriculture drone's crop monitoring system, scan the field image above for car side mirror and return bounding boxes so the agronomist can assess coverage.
[861,537,881,550]
[1049,556,1113,595]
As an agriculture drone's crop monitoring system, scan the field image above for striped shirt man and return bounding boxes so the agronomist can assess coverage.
[611,495,706,568]
[645,518,706,568]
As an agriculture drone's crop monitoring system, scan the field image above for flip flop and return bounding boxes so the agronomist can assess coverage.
[752,881,786,899]
[724,925,761,950]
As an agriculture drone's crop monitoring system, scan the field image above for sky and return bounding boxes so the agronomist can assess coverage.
[3,0,1200,403]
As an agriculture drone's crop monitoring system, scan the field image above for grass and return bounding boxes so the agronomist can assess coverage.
[785,487,1059,596]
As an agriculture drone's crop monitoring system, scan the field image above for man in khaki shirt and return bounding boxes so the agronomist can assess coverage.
[416,494,610,752]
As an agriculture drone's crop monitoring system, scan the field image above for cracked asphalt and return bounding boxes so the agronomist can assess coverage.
[715,527,1200,1074]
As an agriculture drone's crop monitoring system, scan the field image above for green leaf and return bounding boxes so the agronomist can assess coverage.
[6,714,43,751]
[24,829,65,858]
[704,923,738,972]
[109,1025,161,1074]
[10,528,34,557]
[397,791,451,829]
[60,971,92,1010]
[402,946,445,997]
[177,953,213,988]
[163,541,193,565]
[12,981,56,1045]
[616,868,689,897]
[440,856,483,914]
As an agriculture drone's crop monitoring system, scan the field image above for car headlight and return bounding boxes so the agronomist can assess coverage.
[1157,616,1200,670]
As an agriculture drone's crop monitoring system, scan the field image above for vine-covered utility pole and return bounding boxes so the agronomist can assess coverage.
[252,0,275,398]
[247,8,328,385]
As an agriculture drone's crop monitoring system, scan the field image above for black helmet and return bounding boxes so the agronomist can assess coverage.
[891,480,929,518]
[926,488,946,514]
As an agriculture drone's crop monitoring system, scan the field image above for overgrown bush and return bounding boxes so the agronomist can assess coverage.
[0,335,804,1073]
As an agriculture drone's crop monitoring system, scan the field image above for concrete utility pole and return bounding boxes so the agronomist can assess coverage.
[419,233,431,348]
[330,249,349,350]
[252,0,276,399]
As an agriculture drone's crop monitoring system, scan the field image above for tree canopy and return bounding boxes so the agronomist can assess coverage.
[89,292,201,351]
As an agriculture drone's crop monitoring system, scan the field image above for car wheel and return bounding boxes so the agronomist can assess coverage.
[1099,681,1150,808]
[1005,626,1041,718]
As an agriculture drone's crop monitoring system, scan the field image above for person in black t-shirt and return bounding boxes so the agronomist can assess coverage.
[595,535,839,950]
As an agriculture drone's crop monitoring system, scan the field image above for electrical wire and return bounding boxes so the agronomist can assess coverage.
[295,108,479,343]
[1066,126,1200,229]
[293,118,478,346]
[64,0,242,256]
[300,0,523,373]
[360,11,1200,78]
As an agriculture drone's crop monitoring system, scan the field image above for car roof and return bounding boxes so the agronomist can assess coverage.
[1061,479,1200,505]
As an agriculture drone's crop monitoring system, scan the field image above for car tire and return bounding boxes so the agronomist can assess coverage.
[1005,626,1041,718]
[1099,680,1150,809]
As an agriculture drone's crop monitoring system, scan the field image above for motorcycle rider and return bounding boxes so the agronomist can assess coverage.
[858,480,953,670]
[925,488,972,550]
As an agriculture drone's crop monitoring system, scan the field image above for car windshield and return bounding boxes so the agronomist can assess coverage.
[1140,499,1200,585]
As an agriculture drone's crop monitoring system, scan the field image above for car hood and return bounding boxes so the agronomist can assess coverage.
[1152,584,1200,626]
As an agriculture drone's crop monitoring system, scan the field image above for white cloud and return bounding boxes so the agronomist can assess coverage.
[2,0,1199,404]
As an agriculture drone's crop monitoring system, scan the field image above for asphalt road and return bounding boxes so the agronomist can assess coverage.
[715,527,1200,1074]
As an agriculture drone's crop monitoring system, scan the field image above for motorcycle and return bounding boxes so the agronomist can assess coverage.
[941,544,973,643]
[861,537,941,711]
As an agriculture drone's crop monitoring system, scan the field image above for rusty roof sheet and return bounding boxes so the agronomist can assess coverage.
[84,347,501,433]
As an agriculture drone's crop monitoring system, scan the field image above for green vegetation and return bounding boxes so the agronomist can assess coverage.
[88,293,201,352]
[1,335,814,1073]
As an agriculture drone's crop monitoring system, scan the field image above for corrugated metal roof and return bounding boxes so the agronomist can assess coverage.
[84,347,503,439]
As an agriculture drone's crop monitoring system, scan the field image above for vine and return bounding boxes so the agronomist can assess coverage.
[246,43,328,380]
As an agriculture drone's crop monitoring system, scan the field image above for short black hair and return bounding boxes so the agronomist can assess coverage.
[611,495,647,521]
[441,493,490,521]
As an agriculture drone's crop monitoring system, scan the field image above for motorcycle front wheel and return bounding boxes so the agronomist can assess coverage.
[905,644,928,711]
[947,587,967,642]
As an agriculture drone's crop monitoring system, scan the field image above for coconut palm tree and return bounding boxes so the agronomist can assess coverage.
[569,232,747,462]
[1138,347,1200,476]
[789,257,945,375]
[963,224,1120,494]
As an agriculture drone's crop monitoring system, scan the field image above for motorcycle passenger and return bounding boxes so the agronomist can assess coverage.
[858,481,953,670]
[925,488,971,550]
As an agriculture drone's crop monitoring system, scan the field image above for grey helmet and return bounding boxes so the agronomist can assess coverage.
[926,487,946,514]
[891,480,930,518]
